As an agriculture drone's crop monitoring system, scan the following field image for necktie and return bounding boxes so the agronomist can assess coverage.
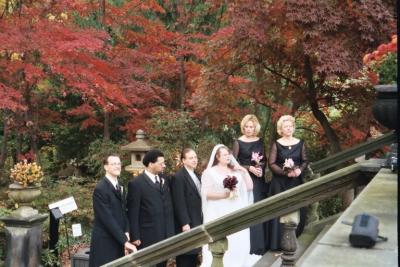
[155,175,162,190]
[116,184,122,195]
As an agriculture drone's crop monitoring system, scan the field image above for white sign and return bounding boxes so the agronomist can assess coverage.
[48,196,78,215]
[72,224,82,237]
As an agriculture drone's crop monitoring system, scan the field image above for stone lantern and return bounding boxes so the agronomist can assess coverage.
[121,129,154,176]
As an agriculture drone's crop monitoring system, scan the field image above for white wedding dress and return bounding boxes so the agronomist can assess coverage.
[200,166,261,267]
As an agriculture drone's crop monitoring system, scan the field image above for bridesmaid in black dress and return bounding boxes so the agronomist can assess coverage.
[268,115,308,251]
[233,114,270,255]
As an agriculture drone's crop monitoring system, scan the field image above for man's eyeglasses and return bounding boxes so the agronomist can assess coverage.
[108,163,122,166]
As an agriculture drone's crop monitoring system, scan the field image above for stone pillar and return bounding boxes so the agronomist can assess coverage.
[281,222,297,267]
[305,168,320,224]
[209,238,228,267]
[0,207,47,267]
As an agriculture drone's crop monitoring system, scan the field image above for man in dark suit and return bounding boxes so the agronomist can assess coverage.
[171,148,203,267]
[89,155,136,267]
[127,149,175,267]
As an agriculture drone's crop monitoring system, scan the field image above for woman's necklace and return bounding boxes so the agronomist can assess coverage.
[282,137,294,149]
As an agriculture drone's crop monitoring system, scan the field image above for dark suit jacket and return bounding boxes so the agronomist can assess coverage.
[171,167,203,254]
[127,172,175,249]
[89,177,128,267]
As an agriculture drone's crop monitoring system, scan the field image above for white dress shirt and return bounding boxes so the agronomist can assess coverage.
[144,170,163,184]
[105,175,122,192]
[185,167,201,194]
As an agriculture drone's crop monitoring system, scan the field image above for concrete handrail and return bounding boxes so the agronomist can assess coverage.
[309,131,395,173]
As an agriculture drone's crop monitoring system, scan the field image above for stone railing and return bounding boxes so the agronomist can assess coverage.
[309,131,395,173]
[307,130,396,214]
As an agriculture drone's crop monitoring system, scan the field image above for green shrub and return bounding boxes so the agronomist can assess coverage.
[318,195,342,219]
[41,248,60,267]
[148,107,201,174]
[82,139,127,179]
[34,180,95,237]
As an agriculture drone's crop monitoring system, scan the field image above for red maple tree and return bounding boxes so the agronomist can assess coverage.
[190,0,396,152]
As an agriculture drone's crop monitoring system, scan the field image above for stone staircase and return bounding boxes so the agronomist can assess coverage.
[254,213,341,267]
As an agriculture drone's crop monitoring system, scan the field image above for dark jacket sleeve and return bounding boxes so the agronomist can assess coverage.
[93,187,128,246]
[171,171,190,227]
[123,189,129,233]
[127,179,141,241]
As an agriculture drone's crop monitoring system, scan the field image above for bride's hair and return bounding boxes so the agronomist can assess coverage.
[212,146,235,169]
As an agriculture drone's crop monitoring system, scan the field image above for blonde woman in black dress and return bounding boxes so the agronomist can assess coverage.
[268,115,308,251]
[233,114,269,255]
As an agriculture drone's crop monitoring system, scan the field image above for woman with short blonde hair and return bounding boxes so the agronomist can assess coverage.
[276,115,295,136]
[232,114,269,255]
[240,114,261,137]
[267,114,308,251]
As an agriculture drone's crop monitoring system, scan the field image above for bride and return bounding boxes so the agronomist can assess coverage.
[200,144,261,267]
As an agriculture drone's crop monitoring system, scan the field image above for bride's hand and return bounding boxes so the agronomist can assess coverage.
[234,165,247,173]
[223,189,230,199]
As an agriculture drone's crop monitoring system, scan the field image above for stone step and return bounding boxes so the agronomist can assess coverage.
[295,224,333,266]
[296,169,398,267]
[252,213,341,267]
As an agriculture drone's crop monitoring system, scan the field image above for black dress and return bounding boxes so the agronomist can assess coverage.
[268,140,308,250]
[233,138,270,255]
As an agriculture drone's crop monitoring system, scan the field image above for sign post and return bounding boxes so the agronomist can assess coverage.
[48,197,78,261]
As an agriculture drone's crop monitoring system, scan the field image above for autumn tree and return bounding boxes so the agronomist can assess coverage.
[192,0,396,153]
[0,0,138,166]
[0,0,219,174]
[154,0,226,109]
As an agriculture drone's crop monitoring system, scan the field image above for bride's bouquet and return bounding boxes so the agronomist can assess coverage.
[223,175,238,199]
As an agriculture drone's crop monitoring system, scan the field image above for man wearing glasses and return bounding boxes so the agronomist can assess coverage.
[89,154,136,267]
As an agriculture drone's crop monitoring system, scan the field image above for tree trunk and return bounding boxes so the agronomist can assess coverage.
[30,131,40,163]
[178,57,186,110]
[103,110,110,141]
[28,115,40,164]
[304,57,353,208]
[24,87,40,164]
[0,116,10,171]
[99,0,105,24]
[304,56,341,154]
[15,132,22,162]
[309,101,341,153]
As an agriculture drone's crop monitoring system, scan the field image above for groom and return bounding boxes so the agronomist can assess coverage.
[171,148,203,267]
[127,149,175,267]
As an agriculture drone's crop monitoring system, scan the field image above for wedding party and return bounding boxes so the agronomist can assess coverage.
[0,1,396,267]
[89,114,308,267]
